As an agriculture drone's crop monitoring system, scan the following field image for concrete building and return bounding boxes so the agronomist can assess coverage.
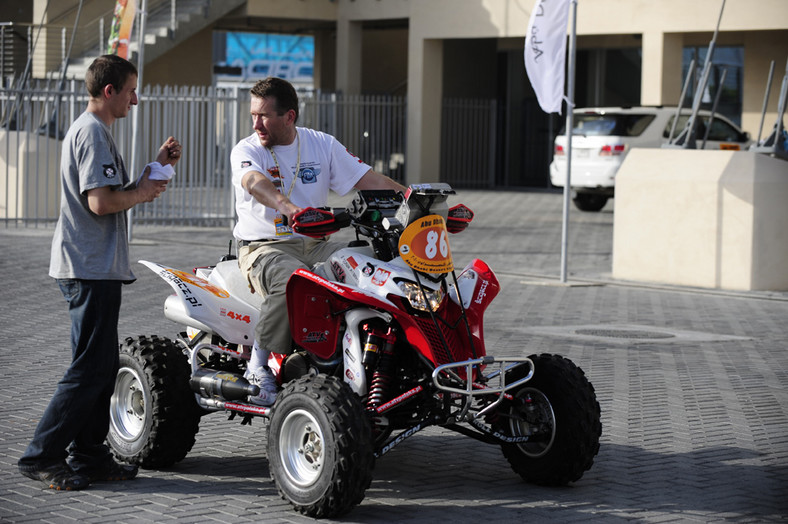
[7,0,788,186]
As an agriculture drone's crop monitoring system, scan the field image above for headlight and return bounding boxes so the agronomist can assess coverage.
[397,281,444,312]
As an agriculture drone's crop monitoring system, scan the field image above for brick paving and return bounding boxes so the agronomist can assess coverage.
[1,190,786,523]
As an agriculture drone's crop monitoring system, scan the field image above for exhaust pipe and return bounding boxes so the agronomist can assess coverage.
[190,369,260,401]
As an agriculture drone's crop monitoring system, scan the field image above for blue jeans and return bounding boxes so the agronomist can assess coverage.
[18,279,122,470]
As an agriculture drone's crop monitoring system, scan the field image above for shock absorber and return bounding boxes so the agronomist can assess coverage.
[362,323,396,410]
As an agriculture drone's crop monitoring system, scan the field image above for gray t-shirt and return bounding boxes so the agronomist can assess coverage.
[49,111,135,282]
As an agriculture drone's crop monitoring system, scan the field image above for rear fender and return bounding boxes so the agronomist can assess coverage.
[139,260,258,346]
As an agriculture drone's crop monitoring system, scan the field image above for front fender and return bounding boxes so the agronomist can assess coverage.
[139,260,258,345]
[286,268,397,359]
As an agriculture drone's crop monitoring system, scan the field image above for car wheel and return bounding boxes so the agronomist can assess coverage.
[573,194,608,212]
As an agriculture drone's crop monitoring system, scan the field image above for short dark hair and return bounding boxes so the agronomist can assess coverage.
[85,55,138,98]
[250,77,299,123]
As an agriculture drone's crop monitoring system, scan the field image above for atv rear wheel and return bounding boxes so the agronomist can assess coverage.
[268,374,374,518]
[108,335,200,468]
[497,353,601,485]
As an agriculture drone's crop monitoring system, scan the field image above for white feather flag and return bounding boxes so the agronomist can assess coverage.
[524,0,571,114]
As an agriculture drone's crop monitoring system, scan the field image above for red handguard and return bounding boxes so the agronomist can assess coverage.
[446,204,474,233]
[292,207,340,237]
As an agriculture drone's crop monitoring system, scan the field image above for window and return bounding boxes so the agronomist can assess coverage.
[682,46,743,126]
[706,118,745,142]
[570,113,656,137]
[663,115,746,143]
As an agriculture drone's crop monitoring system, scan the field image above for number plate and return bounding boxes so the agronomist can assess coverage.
[398,214,454,273]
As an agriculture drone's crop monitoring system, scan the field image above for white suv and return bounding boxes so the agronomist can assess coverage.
[549,106,751,211]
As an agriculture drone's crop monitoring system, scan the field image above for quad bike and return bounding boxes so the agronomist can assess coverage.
[108,183,601,518]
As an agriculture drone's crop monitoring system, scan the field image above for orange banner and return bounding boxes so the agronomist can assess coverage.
[107,0,137,59]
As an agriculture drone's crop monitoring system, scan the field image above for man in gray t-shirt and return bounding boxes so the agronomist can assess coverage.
[18,54,182,491]
[49,110,136,281]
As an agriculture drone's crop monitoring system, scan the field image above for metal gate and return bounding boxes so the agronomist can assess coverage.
[0,81,406,227]
[440,97,497,189]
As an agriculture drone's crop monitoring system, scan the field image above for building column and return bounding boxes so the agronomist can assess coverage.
[407,37,443,184]
[313,29,336,91]
[335,16,362,94]
[641,30,683,106]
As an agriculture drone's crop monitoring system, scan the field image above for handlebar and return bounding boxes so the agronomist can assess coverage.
[291,185,473,240]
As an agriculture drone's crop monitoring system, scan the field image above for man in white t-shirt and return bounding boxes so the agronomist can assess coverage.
[231,77,405,405]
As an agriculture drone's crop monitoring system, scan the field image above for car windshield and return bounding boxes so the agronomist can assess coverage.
[568,113,656,137]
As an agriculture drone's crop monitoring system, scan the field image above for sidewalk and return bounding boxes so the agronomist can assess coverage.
[1,190,786,523]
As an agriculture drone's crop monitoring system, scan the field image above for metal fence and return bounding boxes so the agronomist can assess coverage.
[440,97,497,188]
[0,80,408,227]
[302,93,407,181]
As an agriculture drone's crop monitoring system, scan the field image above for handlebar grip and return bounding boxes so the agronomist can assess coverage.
[333,210,351,229]
[292,207,344,237]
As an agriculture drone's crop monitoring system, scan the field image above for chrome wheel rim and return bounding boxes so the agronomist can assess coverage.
[278,408,325,487]
[110,366,148,442]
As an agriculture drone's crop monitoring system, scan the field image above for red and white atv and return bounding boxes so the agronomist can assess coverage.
[108,183,601,518]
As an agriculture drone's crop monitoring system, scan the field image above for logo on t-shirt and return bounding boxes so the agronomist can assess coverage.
[102,164,116,178]
[241,160,252,168]
[345,148,364,164]
[299,166,320,184]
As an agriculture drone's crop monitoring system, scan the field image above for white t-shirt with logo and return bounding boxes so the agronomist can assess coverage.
[231,127,370,240]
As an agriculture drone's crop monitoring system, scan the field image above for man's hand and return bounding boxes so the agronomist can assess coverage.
[281,201,303,225]
[156,136,182,167]
[87,169,167,215]
[136,167,168,203]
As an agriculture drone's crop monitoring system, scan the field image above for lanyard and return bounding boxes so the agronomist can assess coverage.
[267,130,300,199]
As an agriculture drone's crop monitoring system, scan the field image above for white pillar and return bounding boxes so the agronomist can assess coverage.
[641,30,683,106]
[407,37,443,184]
[335,16,362,94]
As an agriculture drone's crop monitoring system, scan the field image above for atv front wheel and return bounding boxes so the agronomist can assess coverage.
[268,374,374,518]
[108,335,200,468]
[497,353,601,485]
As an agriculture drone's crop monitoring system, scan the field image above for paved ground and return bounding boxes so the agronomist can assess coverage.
[1,190,787,523]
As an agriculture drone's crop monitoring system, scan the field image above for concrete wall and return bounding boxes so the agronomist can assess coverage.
[0,131,60,220]
[245,0,337,19]
[31,0,112,77]
[145,27,214,87]
[612,149,788,291]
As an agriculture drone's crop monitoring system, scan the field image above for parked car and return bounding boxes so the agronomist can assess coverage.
[549,106,752,211]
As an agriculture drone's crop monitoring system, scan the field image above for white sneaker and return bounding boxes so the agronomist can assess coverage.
[245,367,278,406]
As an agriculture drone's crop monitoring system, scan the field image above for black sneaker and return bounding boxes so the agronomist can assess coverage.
[19,461,90,491]
[77,458,139,483]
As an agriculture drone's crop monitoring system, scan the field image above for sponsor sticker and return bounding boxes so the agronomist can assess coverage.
[165,269,230,298]
[371,268,391,286]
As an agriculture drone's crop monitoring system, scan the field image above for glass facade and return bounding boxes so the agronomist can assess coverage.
[682,45,744,126]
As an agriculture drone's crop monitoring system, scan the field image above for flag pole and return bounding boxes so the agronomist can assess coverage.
[559,0,577,283]
[128,0,148,242]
